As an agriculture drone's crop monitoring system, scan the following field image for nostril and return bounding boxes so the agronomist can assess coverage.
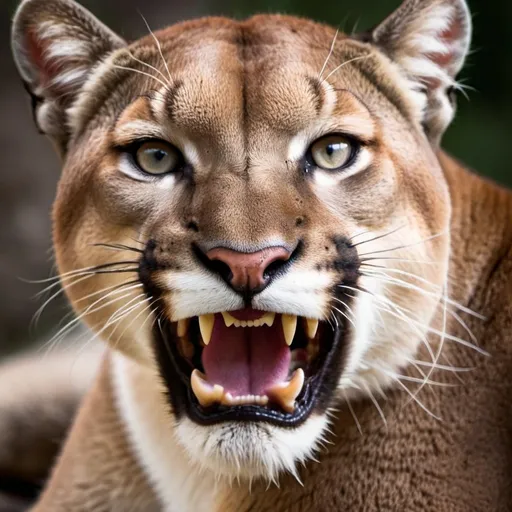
[192,245,232,281]
[263,257,288,280]
[208,258,232,283]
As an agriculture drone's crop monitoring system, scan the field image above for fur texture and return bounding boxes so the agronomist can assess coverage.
[3,0,512,510]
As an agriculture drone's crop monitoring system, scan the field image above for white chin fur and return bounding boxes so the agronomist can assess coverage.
[175,414,329,482]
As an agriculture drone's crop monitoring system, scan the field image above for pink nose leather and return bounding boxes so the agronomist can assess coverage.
[206,247,290,291]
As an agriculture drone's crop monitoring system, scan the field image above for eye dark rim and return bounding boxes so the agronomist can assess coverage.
[304,133,361,173]
[116,138,186,177]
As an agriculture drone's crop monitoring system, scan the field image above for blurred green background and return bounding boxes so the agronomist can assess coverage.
[0,0,510,357]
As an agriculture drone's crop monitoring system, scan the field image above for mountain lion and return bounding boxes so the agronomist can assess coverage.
[3,0,512,509]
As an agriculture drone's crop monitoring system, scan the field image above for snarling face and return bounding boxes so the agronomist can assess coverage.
[13,0,471,480]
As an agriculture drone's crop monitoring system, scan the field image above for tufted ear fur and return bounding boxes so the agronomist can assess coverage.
[11,0,125,154]
[368,0,471,144]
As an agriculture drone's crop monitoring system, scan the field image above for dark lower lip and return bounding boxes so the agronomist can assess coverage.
[151,312,350,428]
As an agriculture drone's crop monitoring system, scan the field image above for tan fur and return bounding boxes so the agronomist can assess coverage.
[6,0,512,510]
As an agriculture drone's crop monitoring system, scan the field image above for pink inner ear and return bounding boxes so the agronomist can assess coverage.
[427,18,464,69]
[25,28,57,89]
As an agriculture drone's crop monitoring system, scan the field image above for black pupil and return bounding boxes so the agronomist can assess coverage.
[326,144,336,156]
[152,149,167,162]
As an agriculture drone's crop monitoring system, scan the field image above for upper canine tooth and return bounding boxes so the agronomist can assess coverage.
[306,318,319,339]
[267,369,305,413]
[221,312,236,327]
[177,318,190,337]
[199,314,215,345]
[190,369,224,407]
[281,314,297,346]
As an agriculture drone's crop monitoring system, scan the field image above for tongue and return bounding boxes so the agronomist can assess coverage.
[202,314,290,397]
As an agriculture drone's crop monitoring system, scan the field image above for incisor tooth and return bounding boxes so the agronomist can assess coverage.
[199,314,215,345]
[281,314,297,346]
[268,369,305,413]
[190,370,224,407]
[177,318,190,337]
[306,318,319,339]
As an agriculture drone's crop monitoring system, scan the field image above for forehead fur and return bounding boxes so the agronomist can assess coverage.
[71,14,420,148]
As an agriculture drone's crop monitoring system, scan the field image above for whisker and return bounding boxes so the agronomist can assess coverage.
[126,49,171,87]
[331,305,356,328]
[350,224,406,248]
[74,280,142,305]
[354,283,488,356]
[391,373,455,387]
[32,274,93,327]
[93,243,144,254]
[362,382,387,428]
[357,230,448,258]
[358,272,485,319]
[416,282,448,398]
[341,285,437,364]
[359,256,442,266]
[318,28,339,80]
[31,262,139,306]
[113,64,169,90]
[449,309,479,346]
[412,360,474,373]
[41,290,144,355]
[361,265,443,291]
[343,390,363,435]
[393,378,441,421]
[322,54,371,84]
[349,229,373,242]
[110,299,154,346]
[112,297,160,349]
[37,260,140,285]
[331,297,357,320]
[73,297,149,357]
[139,12,173,84]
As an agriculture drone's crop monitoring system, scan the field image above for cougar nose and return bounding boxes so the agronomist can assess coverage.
[205,246,291,293]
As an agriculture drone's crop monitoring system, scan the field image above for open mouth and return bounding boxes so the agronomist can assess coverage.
[154,306,347,426]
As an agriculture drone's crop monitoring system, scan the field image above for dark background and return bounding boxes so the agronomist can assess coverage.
[0,0,510,358]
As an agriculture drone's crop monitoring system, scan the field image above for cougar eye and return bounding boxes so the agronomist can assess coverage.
[309,135,356,171]
[134,141,181,175]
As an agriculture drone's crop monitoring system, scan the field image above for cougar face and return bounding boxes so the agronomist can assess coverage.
[12,0,470,480]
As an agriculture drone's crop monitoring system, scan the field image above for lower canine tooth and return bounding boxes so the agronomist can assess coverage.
[306,318,319,339]
[281,314,297,346]
[199,314,215,345]
[267,369,305,413]
[191,370,224,407]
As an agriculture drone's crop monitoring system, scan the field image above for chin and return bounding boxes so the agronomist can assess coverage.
[174,414,330,481]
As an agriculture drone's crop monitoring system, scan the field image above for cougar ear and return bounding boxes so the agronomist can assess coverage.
[11,0,125,152]
[369,0,471,143]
